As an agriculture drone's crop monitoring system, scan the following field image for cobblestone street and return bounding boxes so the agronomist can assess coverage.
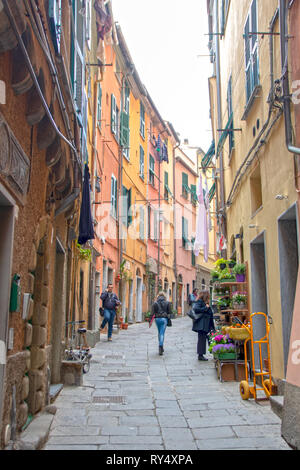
[42,317,291,451]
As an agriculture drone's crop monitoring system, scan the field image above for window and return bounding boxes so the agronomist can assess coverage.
[250,164,262,215]
[121,83,130,160]
[139,146,145,180]
[164,171,169,200]
[153,209,159,242]
[191,237,196,266]
[97,83,102,129]
[149,155,155,186]
[244,0,259,103]
[182,173,189,199]
[148,205,151,239]
[111,94,119,140]
[49,0,61,54]
[121,186,132,227]
[182,217,189,249]
[111,175,117,218]
[190,184,197,205]
[86,0,92,50]
[139,206,145,241]
[140,101,145,138]
[227,75,235,153]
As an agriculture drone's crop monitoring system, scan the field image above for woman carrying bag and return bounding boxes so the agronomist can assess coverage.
[191,290,215,361]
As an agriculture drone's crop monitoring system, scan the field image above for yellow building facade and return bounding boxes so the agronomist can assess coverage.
[207,0,299,383]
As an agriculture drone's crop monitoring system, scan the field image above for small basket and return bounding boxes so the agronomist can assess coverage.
[228,327,250,341]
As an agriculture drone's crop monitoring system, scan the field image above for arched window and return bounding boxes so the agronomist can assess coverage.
[202,278,206,290]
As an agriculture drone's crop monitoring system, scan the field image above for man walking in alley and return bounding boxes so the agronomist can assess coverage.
[100,283,121,341]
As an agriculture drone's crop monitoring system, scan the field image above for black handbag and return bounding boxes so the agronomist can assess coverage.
[187,308,202,321]
[167,317,172,327]
[99,307,104,317]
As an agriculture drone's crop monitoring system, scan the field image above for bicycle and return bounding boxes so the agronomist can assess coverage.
[64,320,92,374]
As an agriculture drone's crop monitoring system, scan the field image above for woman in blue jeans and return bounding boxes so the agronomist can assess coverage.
[152,292,172,356]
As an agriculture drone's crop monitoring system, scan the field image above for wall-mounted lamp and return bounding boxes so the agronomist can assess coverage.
[275,194,288,200]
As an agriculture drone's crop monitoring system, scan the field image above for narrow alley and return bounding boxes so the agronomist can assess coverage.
[42,317,290,451]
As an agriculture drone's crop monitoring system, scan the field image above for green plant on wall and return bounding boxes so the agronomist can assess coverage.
[76,242,92,261]
[120,259,133,282]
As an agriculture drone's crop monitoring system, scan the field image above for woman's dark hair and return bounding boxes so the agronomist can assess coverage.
[198,290,210,304]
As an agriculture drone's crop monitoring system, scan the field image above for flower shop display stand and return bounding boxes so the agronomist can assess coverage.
[215,354,250,383]
[239,312,274,401]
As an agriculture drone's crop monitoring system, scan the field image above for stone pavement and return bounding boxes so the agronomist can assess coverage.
[43,316,291,450]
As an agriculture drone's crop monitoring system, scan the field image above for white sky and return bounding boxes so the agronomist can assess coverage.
[111,0,213,152]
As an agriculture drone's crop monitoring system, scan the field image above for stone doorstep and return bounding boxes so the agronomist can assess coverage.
[6,409,56,450]
[270,396,284,420]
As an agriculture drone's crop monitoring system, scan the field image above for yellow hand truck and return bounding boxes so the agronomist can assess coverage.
[237,312,274,401]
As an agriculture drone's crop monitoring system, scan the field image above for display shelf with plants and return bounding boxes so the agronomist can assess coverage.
[211,261,250,323]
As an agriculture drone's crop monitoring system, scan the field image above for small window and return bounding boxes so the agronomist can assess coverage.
[182,217,189,249]
[111,175,118,218]
[140,101,145,138]
[139,146,145,180]
[182,173,189,199]
[250,164,262,215]
[227,75,235,153]
[244,0,259,104]
[139,206,145,240]
[149,155,155,186]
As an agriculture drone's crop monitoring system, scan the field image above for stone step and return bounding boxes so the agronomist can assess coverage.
[270,395,284,420]
[49,384,63,403]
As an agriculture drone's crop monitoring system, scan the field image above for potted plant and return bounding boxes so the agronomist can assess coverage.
[217,298,230,311]
[232,293,247,309]
[228,259,236,269]
[122,315,128,329]
[211,270,219,282]
[208,333,236,360]
[233,263,246,282]
[215,258,227,271]
[218,268,235,283]
[145,311,152,322]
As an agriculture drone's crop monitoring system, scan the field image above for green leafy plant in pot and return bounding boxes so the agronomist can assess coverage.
[233,263,246,282]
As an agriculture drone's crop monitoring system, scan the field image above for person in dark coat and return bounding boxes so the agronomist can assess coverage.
[152,292,172,356]
[100,283,121,341]
[192,290,215,361]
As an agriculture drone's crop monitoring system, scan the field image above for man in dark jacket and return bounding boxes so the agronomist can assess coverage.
[152,292,172,356]
[100,283,120,341]
[192,291,215,361]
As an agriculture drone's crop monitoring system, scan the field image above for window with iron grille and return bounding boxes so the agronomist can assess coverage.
[140,101,145,139]
[244,0,259,104]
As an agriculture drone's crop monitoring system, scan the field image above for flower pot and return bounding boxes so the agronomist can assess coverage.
[214,352,237,360]
[122,323,128,330]
[236,274,245,282]
[232,302,246,310]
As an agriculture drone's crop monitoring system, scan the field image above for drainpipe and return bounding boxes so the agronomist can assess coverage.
[214,0,227,256]
[173,143,180,310]
[279,0,300,157]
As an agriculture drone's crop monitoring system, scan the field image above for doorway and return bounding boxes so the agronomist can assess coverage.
[278,204,299,374]
[136,277,142,322]
[0,185,16,436]
[50,238,66,384]
[250,231,269,369]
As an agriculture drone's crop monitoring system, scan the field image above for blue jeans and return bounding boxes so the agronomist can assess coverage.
[101,309,116,338]
[155,318,168,347]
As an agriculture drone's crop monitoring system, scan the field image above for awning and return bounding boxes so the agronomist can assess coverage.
[216,112,233,159]
[202,141,215,169]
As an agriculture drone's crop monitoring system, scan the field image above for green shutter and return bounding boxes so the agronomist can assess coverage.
[111,94,116,134]
[121,111,129,147]
[49,0,62,54]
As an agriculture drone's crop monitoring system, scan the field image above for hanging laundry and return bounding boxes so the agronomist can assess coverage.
[193,173,209,262]
[94,0,112,41]
[162,143,169,163]
[78,163,95,245]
